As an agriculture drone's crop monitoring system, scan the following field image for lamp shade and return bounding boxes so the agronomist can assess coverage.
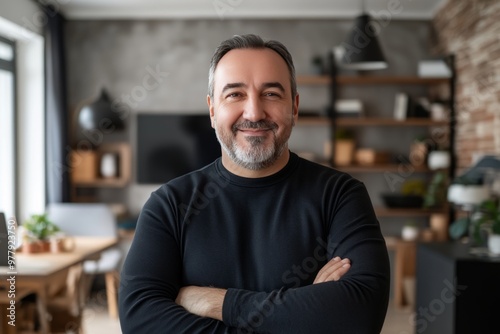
[78,90,125,131]
[341,14,388,71]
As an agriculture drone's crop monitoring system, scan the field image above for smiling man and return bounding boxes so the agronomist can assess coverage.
[209,47,296,176]
[119,34,390,333]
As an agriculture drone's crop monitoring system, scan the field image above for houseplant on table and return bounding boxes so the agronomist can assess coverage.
[22,213,60,253]
[470,198,500,254]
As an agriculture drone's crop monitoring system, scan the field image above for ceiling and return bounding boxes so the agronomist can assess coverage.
[53,0,448,20]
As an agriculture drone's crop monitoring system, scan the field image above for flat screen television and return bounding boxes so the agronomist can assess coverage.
[136,113,221,184]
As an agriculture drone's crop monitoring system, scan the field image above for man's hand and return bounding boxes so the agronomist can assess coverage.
[175,286,226,321]
[313,257,351,284]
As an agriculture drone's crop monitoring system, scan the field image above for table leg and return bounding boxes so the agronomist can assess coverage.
[0,304,18,334]
[35,287,50,334]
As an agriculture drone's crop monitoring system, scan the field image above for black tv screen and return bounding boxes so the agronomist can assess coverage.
[137,113,221,184]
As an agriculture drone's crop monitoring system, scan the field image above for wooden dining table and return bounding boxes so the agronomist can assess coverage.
[0,236,118,334]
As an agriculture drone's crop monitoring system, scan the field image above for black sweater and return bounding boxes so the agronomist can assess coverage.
[119,152,390,333]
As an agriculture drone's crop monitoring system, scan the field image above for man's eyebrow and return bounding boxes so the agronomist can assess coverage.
[221,82,246,94]
[220,82,286,94]
[262,82,285,92]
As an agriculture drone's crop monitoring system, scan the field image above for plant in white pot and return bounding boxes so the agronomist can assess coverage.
[471,198,500,254]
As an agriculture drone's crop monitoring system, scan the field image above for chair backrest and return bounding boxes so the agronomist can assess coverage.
[46,203,117,238]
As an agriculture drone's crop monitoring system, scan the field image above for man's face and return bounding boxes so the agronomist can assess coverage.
[208,48,299,171]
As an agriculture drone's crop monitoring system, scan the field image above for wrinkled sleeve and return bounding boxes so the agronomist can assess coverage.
[222,181,390,333]
[119,190,232,333]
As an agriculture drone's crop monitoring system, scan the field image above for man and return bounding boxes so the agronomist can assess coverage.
[119,34,390,333]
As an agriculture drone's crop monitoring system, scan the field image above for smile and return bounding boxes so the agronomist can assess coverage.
[238,128,272,136]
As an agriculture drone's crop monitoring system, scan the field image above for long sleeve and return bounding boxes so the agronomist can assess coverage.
[119,190,232,333]
[119,156,390,333]
[221,182,390,333]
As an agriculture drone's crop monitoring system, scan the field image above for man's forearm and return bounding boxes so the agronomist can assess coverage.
[175,257,350,321]
[176,286,226,321]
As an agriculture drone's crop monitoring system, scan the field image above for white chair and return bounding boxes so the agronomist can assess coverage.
[46,203,121,318]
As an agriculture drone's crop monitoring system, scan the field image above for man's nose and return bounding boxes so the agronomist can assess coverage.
[242,95,265,122]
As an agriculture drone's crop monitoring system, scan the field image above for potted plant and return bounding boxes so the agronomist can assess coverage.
[409,136,428,167]
[448,175,491,242]
[423,171,448,209]
[22,213,60,253]
[334,129,355,166]
[470,198,500,254]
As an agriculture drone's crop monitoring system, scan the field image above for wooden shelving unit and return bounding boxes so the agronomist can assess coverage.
[70,142,131,202]
[298,54,456,309]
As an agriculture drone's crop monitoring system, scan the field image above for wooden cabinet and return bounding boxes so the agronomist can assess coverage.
[416,242,500,333]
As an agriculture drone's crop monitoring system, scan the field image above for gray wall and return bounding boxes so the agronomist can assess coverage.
[0,0,44,35]
[65,19,434,214]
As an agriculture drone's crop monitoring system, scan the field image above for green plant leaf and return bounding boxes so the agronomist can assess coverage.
[23,213,60,240]
[449,217,469,240]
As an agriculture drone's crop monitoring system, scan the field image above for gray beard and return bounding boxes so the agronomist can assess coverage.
[217,131,286,170]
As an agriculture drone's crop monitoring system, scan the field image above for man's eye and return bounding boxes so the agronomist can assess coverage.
[226,93,241,98]
[264,92,280,97]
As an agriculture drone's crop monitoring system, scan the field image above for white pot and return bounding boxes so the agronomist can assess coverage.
[402,225,420,241]
[447,184,490,206]
[428,151,450,170]
[488,234,500,255]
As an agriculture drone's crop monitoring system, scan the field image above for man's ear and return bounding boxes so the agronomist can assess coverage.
[293,93,300,122]
[207,95,215,128]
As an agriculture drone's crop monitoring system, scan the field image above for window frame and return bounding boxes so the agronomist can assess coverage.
[0,35,18,219]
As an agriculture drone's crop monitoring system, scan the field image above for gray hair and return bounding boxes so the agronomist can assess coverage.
[208,34,297,100]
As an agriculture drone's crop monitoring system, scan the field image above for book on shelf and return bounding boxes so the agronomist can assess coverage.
[393,92,408,121]
[393,93,430,120]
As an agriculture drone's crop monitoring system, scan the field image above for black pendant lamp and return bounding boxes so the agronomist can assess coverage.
[340,0,388,71]
[78,89,125,131]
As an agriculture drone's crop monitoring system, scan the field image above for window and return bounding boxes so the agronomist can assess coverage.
[0,35,16,219]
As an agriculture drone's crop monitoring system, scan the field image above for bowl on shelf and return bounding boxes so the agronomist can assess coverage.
[381,194,424,208]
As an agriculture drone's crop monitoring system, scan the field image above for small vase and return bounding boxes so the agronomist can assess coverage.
[488,234,500,255]
[402,225,420,241]
[100,153,117,178]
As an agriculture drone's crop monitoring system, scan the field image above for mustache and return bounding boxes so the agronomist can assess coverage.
[232,120,278,133]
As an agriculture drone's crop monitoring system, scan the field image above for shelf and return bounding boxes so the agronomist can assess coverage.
[73,178,130,188]
[375,207,446,218]
[70,142,131,201]
[296,75,330,85]
[297,116,331,125]
[298,117,449,127]
[336,164,431,173]
[336,117,449,127]
[296,75,451,86]
[337,76,450,85]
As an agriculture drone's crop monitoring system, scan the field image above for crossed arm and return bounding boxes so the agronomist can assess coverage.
[120,180,390,333]
[175,257,351,320]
